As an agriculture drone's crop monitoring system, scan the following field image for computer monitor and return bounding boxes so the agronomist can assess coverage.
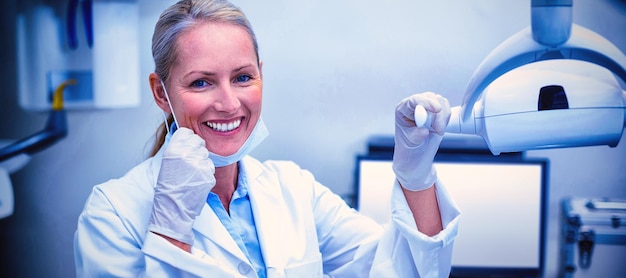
[355,154,548,277]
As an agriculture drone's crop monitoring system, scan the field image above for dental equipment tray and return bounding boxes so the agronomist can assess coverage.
[559,197,626,278]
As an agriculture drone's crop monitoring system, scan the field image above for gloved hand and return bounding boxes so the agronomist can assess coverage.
[392,92,451,191]
[148,127,216,245]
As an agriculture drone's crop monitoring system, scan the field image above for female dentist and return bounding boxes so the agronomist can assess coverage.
[74,0,460,277]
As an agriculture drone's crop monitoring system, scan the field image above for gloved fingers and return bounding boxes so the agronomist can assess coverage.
[158,157,216,186]
[172,126,195,138]
[417,92,449,135]
[171,127,205,149]
[158,126,216,187]
[431,96,451,135]
[166,127,209,160]
[415,91,443,113]
[395,92,443,127]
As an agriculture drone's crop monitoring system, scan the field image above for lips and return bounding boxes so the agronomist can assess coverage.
[206,118,242,132]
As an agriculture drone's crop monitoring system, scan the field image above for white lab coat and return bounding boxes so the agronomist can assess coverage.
[74,148,460,277]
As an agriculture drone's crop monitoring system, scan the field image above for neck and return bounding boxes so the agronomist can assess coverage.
[211,162,239,213]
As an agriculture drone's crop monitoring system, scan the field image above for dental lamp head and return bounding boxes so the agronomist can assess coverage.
[445,60,625,155]
[440,0,626,155]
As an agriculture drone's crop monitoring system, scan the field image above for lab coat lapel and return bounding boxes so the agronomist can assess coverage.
[244,158,289,273]
[193,204,249,263]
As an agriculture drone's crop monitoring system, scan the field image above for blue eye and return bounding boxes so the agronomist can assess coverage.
[235,75,251,83]
[191,80,209,88]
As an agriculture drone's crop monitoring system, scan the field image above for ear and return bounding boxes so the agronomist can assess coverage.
[259,60,264,79]
[149,72,171,113]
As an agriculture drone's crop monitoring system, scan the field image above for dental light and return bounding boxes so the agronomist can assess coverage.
[418,0,626,155]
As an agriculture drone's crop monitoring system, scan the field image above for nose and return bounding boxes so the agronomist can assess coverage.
[214,84,240,113]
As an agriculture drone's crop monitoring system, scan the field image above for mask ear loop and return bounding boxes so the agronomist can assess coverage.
[161,110,170,134]
[160,79,180,133]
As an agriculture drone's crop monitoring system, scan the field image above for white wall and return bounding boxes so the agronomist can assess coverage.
[0,0,624,277]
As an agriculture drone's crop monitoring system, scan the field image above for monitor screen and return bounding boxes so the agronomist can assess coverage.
[355,155,547,277]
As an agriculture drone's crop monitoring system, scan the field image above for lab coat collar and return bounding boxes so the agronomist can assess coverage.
[241,156,290,274]
[190,156,292,273]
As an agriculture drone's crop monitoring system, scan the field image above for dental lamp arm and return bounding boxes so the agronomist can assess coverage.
[531,0,572,47]
[0,111,67,162]
[0,81,71,163]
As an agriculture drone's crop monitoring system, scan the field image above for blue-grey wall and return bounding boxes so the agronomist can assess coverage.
[1,0,624,277]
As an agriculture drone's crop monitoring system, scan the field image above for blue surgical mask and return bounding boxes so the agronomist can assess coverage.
[160,79,268,166]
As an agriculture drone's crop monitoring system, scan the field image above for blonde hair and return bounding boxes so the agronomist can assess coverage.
[149,0,259,156]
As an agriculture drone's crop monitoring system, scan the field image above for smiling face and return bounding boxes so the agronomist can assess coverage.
[156,21,262,156]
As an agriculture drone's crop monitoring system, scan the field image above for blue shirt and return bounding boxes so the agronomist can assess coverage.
[206,163,266,278]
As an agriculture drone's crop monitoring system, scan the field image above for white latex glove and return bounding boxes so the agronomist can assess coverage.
[392,92,451,191]
[148,127,216,244]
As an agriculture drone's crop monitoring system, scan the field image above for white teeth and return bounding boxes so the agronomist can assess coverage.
[207,119,241,132]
